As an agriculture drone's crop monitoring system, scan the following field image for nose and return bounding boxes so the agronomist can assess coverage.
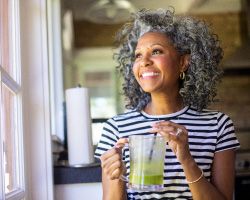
[141,55,153,67]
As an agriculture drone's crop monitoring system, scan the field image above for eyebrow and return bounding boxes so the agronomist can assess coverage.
[135,43,166,51]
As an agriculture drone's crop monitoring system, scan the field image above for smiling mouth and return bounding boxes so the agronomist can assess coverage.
[141,72,160,78]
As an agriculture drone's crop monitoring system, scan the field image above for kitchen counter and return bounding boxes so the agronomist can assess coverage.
[54,161,102,184]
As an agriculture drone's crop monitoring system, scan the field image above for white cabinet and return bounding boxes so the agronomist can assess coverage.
[55,183,102,200]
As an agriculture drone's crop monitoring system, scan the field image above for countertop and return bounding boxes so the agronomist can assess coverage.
[54,161,102,184]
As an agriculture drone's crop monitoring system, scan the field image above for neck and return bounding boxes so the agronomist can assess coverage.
[145,95,184,115]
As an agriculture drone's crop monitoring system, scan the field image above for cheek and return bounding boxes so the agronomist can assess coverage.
[132,64,141,83]
[158,57,179,71]
[160,57,173,65]
[132,63,139,75]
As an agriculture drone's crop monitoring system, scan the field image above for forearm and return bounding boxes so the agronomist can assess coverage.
[182,157,228,200]
[102,171,127,200]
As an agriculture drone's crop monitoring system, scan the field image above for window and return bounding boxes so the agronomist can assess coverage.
[70,48,125,145]
[0,0,25,199]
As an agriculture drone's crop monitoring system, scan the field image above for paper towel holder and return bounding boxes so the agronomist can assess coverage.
[65,87,95,167]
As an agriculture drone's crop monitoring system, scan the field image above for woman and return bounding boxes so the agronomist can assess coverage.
[95,8,240,200]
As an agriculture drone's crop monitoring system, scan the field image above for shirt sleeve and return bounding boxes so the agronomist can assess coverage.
[94,118,120,159]
[215,112,240,152]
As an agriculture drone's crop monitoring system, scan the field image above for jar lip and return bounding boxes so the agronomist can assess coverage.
[129,134,164,140]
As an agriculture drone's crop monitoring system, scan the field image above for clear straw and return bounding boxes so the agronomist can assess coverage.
[149,133,157,161]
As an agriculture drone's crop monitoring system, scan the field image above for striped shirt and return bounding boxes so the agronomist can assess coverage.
[95,106,240,200]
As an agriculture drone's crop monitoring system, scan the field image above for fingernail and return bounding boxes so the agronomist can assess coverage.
[151,123,158,127]
[115,144,121,148]
[169,131,175,135]
[155,120,164,123]
[150,127,158,131]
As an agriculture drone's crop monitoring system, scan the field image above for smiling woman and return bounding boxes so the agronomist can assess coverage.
[94,8,240,200]
[132,32,188,95]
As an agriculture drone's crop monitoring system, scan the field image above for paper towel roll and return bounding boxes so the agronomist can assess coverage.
[65,87,94,166]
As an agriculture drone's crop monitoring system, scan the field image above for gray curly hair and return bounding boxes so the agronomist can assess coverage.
[114,8,223,111]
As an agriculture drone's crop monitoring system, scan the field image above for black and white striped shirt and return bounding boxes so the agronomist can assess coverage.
[95,106,240,200]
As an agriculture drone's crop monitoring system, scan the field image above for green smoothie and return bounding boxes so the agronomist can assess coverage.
[129,161,164,186]
[128,135,166,190]
[130,174,163,185]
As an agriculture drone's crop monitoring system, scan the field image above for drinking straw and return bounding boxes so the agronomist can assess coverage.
[149,133,157,161]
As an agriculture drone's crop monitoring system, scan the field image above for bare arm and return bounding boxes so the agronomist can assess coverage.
[211,150,235,200]
[182,149,235,200]
[102,168,127,200]
[100,138,128,200]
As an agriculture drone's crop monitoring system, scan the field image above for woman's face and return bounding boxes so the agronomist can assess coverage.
[133,32,187,95]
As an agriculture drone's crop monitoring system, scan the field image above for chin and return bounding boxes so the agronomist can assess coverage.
[141,87,156,93]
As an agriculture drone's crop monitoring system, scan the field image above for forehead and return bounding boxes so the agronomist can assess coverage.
[136,32,172,47]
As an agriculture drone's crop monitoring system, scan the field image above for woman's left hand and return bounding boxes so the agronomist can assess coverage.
[150,121,192,164]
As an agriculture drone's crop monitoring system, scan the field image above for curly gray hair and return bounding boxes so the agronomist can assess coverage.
[114,8,223,111]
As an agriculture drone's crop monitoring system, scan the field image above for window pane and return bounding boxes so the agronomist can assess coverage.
[0,0,10,72]
[84,71,117,118]
[92,122,104,145]
[0,0,14,78]
[1,83,18,194]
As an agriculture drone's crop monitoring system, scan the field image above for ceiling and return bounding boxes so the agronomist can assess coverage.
[65,0,243,22]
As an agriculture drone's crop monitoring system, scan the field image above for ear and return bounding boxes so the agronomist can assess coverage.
[180,54,190,72]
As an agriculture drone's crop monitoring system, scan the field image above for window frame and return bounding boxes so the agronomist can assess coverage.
[19,0,54,199]
[0,67,25,200]
[0,0,54,199]
[0,0,25,198]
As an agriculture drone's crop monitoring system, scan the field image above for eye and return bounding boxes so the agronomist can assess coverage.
[152,49,163,55]
[135,52,142,59]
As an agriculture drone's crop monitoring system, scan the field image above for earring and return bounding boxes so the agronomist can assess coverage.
[180,71,185,80]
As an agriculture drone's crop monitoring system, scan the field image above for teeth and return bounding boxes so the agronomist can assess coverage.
[141,72,159,78]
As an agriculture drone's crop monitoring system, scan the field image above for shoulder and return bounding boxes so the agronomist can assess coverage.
[186,106,221,118]
[185,106,233,126]
[102,110,141,129]
[187,106,239,150]
[188,106,230,117]
[110,109,142,122]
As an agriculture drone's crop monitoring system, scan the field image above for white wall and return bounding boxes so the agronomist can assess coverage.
[55,183,102,200]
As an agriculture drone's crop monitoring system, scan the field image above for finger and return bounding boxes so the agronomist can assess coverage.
[100,147,119,161]
[115,138,129,148]
[157,130,178,142]
[101,149,122,168]
[150,125,173,142]
[150,125,176,135]
[101,138,128,161]
[152,122,186,136]
[155,127,186,143]
[176,128,183,137]
[152,121,177,133]
[153,121,185,134]
[108,161,124,179]
[110,168,121,180]
[152,120,176,127]
[101,153,123,177]
[105,159,123,179]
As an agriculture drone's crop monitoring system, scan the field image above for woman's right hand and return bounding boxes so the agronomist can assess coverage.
[100,138,128,180]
